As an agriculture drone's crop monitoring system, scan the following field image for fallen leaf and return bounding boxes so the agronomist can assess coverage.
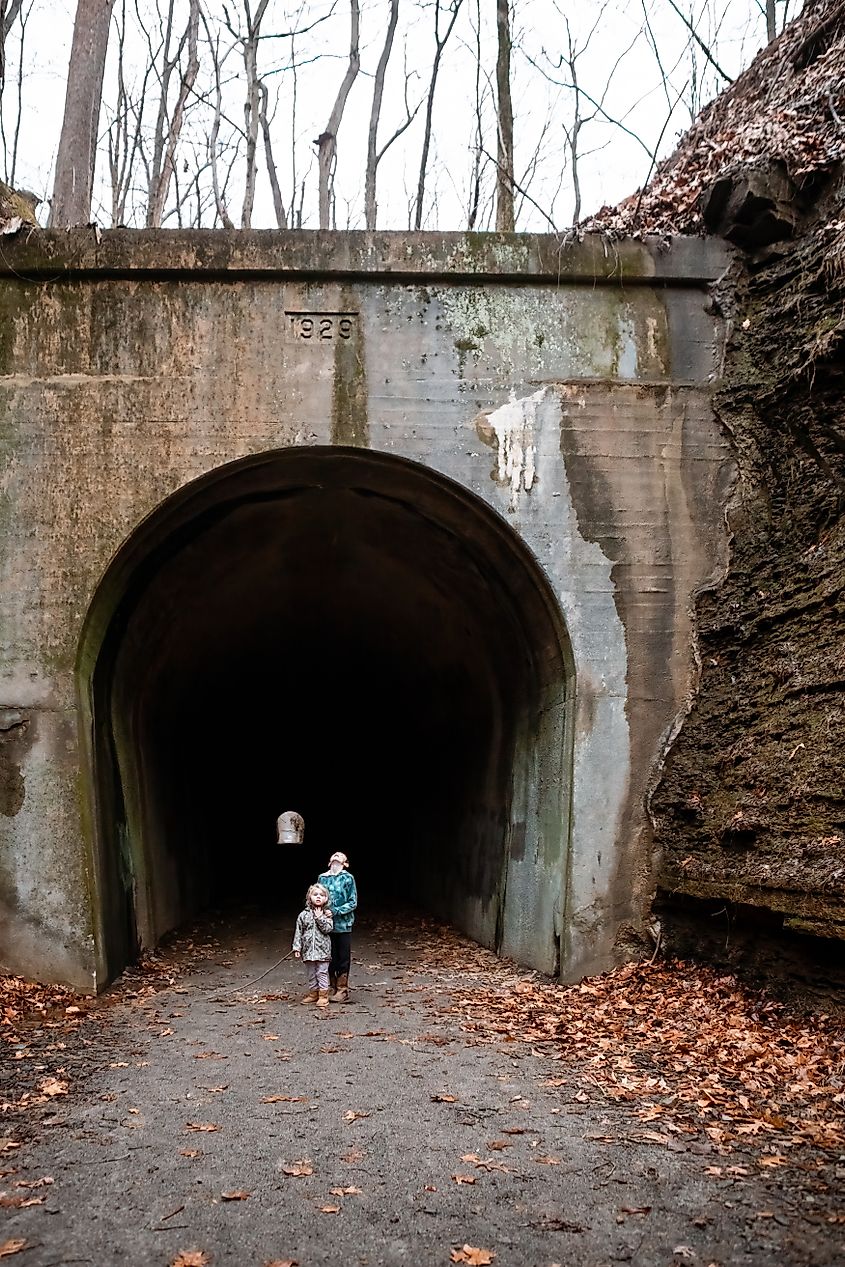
[319,1203,340,1214]
[203,1086,229,1094]
[280,1160,313,1177]
[193,1052,227,1061]
[329,1186,362,1196]
[450,1246,495,1265]
[0,1196,43,1209]
[264,1261,298,1267]
[39,1078,68,1097]
[487,1140,511,1151]
[673,1249,694,1260]
[0,1242,27,1259]
[341,1148,364,1163]
[451,1174,477,1185]
[13,1177,52,1189]
[221,1190,250,1201]
[619,1206,652,1216]
[534,1155,561,1166]
[431,1094,458,1103]
[185,1123,219,1133]
[171,1252,210,1267]
[179,1149,201,1158]
[343,1110,370,1123]
[262,1095,308,1104]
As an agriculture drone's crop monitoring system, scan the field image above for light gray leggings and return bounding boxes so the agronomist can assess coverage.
[306,960,330,990]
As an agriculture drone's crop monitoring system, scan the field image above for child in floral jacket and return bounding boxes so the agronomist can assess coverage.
[293,883,333,1007]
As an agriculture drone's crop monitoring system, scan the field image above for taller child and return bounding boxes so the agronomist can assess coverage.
[318,851,357,1002]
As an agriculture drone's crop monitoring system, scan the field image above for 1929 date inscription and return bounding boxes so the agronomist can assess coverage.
[286,311,357,341]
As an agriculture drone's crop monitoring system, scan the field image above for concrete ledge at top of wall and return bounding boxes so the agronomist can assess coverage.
[0,229,733,287]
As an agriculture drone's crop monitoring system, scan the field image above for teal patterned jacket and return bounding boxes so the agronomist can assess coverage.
[317,869,357,933]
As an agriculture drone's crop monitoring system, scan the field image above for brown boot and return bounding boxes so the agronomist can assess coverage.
[333,973,349,1003]
[299,988,319,1004]
[316,989,330,1008]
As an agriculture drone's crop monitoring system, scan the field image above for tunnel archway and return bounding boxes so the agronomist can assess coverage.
[78,448,573,984]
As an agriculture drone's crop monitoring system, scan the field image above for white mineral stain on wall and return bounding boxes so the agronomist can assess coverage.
[488,388,546,510]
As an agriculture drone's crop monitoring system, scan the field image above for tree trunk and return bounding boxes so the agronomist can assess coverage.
[364,0,399,230]
[50,0,116,226]
[495,0,514,231]
[318,0,360,230]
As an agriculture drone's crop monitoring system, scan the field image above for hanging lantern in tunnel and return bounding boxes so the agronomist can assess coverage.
[276,810,305,845]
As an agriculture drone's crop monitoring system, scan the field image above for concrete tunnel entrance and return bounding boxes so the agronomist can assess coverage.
[79,448,573,985]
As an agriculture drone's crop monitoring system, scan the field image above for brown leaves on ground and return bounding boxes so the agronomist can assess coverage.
[171,1252,210,1267]
[329,1185,362,1195]
[450,1246,495,1265]
[0,974,84,1029]
[185,1122,219,1133]
[0,1246,27,1260]
[261,1095,308,1104]
[343,1110,369,1123]
[438,950,845,1159]
[264,1261,299,1267]
[220,1190,250,1201]
[280,1160,313,1177]
[319,1203,340,1214]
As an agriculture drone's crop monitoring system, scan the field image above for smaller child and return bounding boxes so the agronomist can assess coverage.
[292,883,333,1007]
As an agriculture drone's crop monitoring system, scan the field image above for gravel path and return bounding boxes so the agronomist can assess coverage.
[2,914,842,1267]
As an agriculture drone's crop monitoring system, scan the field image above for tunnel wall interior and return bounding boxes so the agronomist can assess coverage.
[83,448,571,981]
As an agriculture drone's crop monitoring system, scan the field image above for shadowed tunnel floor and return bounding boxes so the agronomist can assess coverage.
[2,913,842,1267]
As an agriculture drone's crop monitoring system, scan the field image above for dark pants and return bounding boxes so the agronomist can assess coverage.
[330,931,352,979]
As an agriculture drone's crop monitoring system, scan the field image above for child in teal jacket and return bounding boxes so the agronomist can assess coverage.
[317,852,357,1002]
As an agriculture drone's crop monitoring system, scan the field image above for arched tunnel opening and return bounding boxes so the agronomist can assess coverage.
[80,449,572,984]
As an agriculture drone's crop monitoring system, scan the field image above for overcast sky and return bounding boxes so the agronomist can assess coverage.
[0,0,800,230]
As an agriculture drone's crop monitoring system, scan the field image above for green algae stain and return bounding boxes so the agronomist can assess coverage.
[331,297,368,447]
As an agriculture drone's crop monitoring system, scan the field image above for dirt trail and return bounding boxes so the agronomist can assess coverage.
[2,915,843,1267]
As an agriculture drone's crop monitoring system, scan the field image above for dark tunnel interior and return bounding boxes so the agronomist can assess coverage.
[87,451,569,980]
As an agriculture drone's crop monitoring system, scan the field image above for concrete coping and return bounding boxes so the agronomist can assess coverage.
[0,228,732,286]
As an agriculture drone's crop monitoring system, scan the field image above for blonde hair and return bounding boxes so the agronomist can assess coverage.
[306,883,330,908]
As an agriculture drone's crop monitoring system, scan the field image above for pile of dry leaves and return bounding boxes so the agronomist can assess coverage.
[436,951,845,1160]
[585,0,845,234]
[0,974,85,1035]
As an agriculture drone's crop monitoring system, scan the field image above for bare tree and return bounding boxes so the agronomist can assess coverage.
[230,0,270,228]
[414,0,463,230]
[259,80,287,227]
[51,0,116,226]
[0,0,24,92]
[495,0,514,230]
[0,0,32,188]
[317,0,360,229]
[146,0,200,227]
[364,0,398,230]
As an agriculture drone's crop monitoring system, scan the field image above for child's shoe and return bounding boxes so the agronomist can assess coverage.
[332,973,349,1003]
[299,988,319,1004]
[316,989,330,1008]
